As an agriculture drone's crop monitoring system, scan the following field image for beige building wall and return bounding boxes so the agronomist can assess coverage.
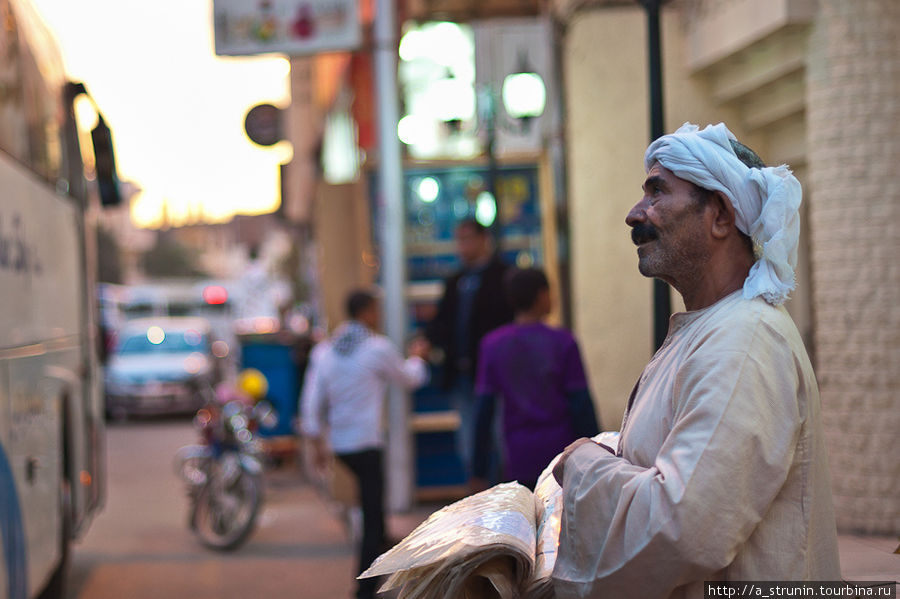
[563,5,746,429]
[313,181,377,330]
[806,0,900,535]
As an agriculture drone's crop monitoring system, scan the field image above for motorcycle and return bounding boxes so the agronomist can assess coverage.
[174,382,277,551]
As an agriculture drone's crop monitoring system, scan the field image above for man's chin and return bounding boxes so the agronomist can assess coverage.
[636,256,659,278]
[635,245,652,262]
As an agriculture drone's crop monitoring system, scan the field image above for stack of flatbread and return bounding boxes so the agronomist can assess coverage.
[361,433,620,598]
[526,463,564,599]
[360,482,540,599]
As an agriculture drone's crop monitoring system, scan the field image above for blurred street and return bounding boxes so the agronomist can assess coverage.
[0,1,893,596]
[64,419,897,599]
[65,420,362,599]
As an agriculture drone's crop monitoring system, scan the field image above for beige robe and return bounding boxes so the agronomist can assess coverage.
[553,292,840,598]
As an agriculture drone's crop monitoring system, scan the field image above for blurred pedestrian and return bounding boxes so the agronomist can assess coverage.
[301,289,429,599]
[551,123,840,597]
[426,219,513,480]
[471,267,599,492]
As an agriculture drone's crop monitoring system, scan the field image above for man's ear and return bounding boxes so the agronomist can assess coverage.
[709,191,737,240]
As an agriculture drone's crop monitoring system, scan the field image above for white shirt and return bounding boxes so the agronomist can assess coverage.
[553,292,840,598]
[301,333,428,454]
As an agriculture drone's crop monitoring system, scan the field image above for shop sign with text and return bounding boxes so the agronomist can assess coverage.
[213,0,361,56]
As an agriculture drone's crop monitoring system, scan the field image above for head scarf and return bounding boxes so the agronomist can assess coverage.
[644,122,802,306]
[332,320,372,355]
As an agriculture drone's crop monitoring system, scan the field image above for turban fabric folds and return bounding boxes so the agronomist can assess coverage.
[644,122,802,306]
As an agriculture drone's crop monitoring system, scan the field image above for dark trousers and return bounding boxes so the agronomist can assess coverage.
[337,449,385,599]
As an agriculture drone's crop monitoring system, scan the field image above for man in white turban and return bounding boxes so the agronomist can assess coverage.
[551,123,840,598]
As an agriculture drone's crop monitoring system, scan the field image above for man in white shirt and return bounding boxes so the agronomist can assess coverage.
[302,289,429,599]
[551,123,840,598]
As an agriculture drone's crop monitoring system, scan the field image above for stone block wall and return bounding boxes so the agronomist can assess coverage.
[806,0,900,534]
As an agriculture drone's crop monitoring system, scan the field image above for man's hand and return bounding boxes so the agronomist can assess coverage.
[407,336,431,360]
[553,437,596,486]
[308,437,331,474]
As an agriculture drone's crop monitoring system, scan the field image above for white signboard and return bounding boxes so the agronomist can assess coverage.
[213,0,361,57]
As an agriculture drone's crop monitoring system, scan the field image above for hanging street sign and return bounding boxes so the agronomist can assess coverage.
[213,0,361,57]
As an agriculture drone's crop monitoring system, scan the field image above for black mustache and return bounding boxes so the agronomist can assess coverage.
[631,223,659,245]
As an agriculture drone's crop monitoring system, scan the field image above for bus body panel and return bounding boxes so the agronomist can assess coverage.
[6,353,65,596]
[0,153,100,597]
[0,1,105,596]
[0,155,81,346]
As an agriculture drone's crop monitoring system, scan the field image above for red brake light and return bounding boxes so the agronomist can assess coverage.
[202,286,228,305]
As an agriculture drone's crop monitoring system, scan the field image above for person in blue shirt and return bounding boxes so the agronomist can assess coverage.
[426,219,514,480]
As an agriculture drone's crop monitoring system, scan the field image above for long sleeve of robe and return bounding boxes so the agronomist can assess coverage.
[552,292,840,599]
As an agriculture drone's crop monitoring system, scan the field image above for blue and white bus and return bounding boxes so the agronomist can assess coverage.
[1,0,113,597]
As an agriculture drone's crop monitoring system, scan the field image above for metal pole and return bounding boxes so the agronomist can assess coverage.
[485,94,501,249]
[646,0,664,140]
[549,18,573,329]
[642,0,671,351]
[374,0,413,512]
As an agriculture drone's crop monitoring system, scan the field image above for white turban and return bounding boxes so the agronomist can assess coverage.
[644,122,801,306]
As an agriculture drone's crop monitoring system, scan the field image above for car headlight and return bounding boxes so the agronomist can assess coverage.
[183,352,209,376]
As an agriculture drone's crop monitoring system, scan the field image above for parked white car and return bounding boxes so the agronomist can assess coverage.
[105,317,222,418]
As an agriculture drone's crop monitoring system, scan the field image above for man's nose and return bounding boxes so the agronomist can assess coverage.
[625,198,648,227]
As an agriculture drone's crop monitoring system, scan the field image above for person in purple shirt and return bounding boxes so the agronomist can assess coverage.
[471,267,600,491]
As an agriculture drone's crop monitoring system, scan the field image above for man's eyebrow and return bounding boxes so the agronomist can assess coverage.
[642,175,666,191]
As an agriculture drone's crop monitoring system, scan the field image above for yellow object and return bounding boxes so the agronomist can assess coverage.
[237,368,268,400]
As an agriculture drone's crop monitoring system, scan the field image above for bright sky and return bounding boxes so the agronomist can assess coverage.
[30,0,292,228]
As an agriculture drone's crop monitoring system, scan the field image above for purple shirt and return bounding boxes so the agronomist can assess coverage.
[475,322,590,483]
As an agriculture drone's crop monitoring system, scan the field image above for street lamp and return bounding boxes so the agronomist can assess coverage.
[402,31,547,242]
[478,53,546,242]
[501,53,547,129]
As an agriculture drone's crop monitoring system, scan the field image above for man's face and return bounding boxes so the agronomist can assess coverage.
[455,226,489,266]
[625,164,711,286]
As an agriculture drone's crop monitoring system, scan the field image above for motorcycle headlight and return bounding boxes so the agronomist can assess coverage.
[229,414,248,431]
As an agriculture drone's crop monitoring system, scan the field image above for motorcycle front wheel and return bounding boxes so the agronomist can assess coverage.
[191,468,262,551]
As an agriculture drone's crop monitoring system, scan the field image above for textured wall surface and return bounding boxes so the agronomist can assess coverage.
[806,0,900,535]
[564,7,652,430]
